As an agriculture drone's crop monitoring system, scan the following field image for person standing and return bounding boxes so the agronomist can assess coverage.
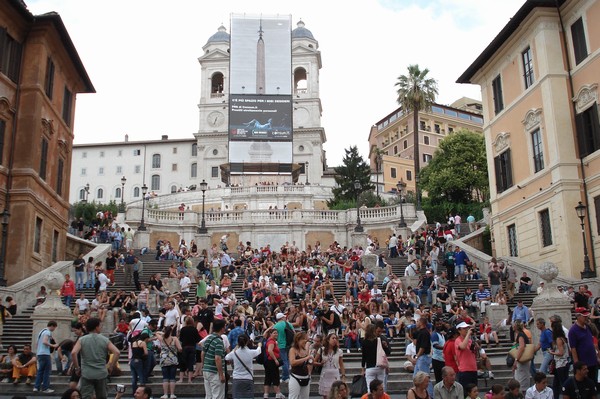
[487,261,502,299]
[444,247,455,282]
[453,246,469,283]
[224,334,262,399]
[388,234,398,258]
[202,318,227,399]
[62,274,76,308]
[454,214,462,237]
[105,252,117,285]
[125,228,135,251]
[73,254,86,291]
[512,320,531,395]
[534,319,553,374]
[467,214,476,233]
[33,321,59,393]
[124,250,135,286]
[133,256,144,291]
[413,318,433,397]
[71,318,120,399]
[273,312,293,383]
[568,308,599,385]
[505,263,518,300]
[430,320,446,384]
[455,322,478,389]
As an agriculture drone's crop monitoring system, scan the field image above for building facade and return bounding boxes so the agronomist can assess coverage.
[368,99,483,194]
[458,0,600,278]
[0,0,94,284]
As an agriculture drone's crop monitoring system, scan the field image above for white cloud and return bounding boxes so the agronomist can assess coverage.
[26,0,524,166]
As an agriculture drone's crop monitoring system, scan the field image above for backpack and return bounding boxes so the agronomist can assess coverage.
[284,322,295,348]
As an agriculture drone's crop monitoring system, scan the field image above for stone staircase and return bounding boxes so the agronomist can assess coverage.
[0,250,554,396]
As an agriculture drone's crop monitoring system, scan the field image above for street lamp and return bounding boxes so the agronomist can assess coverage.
[397,179,407,228]
[139,184,148,231]
[120,176,127,212]
[305,161,309,185]
[354,180,364,232]
[198,179,208,234]
[82,183,90,204]
[575,201,595,278]
[0,209,10,286]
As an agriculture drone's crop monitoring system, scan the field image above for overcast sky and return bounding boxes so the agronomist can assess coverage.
[26,0,524,167]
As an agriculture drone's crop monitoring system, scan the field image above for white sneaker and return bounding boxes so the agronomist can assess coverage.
[32,388,38,392]
[161,395,169,399]
[170,395,177,399]
[346,349,350,354]
[43,389,55,393]
[488,371,494,379]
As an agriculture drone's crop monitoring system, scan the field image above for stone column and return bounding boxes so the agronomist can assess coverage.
[134,230,150,251]
[351,232,368,250]
[196,233,211,254]
[530,262,573,344]
[31,272,73,349]
[487,304,509,329]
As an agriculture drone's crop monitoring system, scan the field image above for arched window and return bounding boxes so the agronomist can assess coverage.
[192,143,198,156]
[171,185,177,193]
[151,175,160,191]
[191,163,197,178]
[79,189,85,200]
[294,68,307,94]
[97,188,104,199]
[134,187,140,197]
[115,187,122,198]
[211,72,224,96]
[152,154,161,168]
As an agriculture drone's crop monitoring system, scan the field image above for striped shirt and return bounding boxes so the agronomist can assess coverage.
[202,334,225,374]
[475,289,491,301]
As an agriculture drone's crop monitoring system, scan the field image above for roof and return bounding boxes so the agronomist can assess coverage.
[457,0,566,84]
[206,25,230,44]
[73,137,196,148]
[292,20,315,40]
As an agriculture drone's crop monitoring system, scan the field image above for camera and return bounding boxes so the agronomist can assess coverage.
[314,309,324,318]
[116,384,126,393]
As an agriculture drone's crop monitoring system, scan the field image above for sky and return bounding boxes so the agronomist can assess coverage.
[26,0,525,167]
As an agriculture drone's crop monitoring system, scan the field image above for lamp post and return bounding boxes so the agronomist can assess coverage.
[305,161,309,185]
[354,180,364,232]
[120,176,127,212]
[0,209,10,286]
[82,183,90,204]
[397,179,407,228]
[139,184,148,231]
[575,201,595,278]
[198,179,208,234]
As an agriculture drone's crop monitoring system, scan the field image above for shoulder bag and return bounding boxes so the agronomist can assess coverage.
[376,337,389,368]
[233,349,253,376]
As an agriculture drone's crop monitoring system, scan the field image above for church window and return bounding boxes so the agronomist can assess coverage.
[97,188,103,199]
[211,72,224,96]
[294,67,307,94]
[152,154,161,168]
[151,175,160,191]
[192,143,198,156]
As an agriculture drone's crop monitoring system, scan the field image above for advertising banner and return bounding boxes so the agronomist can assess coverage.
[229,94,292,141]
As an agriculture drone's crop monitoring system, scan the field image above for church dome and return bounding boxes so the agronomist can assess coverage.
[292,20,315,40]
[206,25,230,44]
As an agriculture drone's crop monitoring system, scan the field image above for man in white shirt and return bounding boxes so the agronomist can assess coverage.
[370,284,383,304]
[454,214,462,236]
[404,337,417,372]
[75,293,89,314]
[98,269,110,292]
[405,262,420,277]
[525,372,553,399]
[330,298,345,316]
[179,272,191,299]
[163,301,180,331]
[388,234,398,258]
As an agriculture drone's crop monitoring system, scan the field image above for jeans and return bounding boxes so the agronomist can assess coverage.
[64,295,73,308]
[75,271,85,290]
[431,259,438,274]
[145,350,156,380]
[539,350,553,374]
[345,336,360,350]
[365,366,386,393]
[280,347,290,380]
[455,264,465,278]
[418,288,433,304]
[414,355,433,397]
[130,358,146,391]
[86,271,96,289]
[553,366,569,399]
[34,354,52,390]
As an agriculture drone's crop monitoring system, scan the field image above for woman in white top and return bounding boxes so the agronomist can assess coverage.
[316,332,345,398]
[224,334,262,399]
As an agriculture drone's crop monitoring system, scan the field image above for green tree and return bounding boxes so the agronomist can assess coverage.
[395,64,438,209]
[419,129,489,203]
[329,146,373,207]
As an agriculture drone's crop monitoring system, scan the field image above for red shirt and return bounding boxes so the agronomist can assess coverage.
[358,291,371,303]
[443,338,458,372]
[266,338,280,361]
[62,280,75,296]
[455,336,477,372]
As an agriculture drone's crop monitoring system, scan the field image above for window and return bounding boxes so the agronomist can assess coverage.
[172,163,178,171]
[192,143,198,156]
[393,146,398,155]
[419,120,426,130]
[434,124,440,134]
[97,188,103,199]
[522,46,534,89]
[403,140,407,150]
[507,224,518,256]
[391,168,397,179]
[0,28,23,82]
[494,149,513,193]
[98,167,104,175]
[135,165,141,174]
[191,163,197,178]
[424,136,430,145]
[492,75,504,114]
[0,120,5,165]
[531,128,544,172]
[211,167,219,178]
[575,103,600,158]
[133,149,141,156]
[134,187,140,197]
[171,185,177,193]
[151,175,160,191]
[57,158,64,196]
[115,187,122,199]
[118,150,122,157]
[152,154,161,168]
[423,154,432,163]
[39,138,48,181]
[79,189,85,200]
[81,168,86,176]
[595,195,600,235]
[62,87,73,127]
[44,58,54,99]
[34,217,42,253]
[448,127,454,134]
[52,230,59,262]
[82,152,87,158]
[539,209,553,247]
[406,170,412,181]
[171,147,177,154]
[571,18,588,65]
[116,166,122,174]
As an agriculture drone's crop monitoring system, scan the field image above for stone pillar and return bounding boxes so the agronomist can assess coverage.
[530,262,573,343]
[362,254,382,282]
[196,233,211,254]
[165,278,180,295]
[101,310,116,334]
[402,276,420,292]
[487,304,509,329]
[134,230,150,251]
[31,272,73,349]
[351,232,368,249]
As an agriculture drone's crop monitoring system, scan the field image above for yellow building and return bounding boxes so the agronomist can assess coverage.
[368,100,483,194]
[458,0,600,278]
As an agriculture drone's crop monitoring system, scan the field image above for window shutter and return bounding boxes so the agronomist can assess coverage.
[505,149,513,189]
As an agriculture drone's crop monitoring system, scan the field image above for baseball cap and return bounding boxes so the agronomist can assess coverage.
[276,312,286,320]
[242,300,249,305]
[456,322,471,329]
[575,307,590,317]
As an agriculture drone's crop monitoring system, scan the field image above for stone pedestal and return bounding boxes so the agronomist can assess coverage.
[351,232,368,250]
[148,292,160,313]
[101,310,116,334]
[165,278,180,295]
[362,254,378,269]
[530,262,573,343]
[134,230,150,251]
[31,272,73,348]
[196,233,211,253]
[402,276,420,292]
[487,304,509,329]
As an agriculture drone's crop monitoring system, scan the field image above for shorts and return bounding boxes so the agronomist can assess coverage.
[263,360,280,386]
[161,365,178,381]
[180,346,196,372]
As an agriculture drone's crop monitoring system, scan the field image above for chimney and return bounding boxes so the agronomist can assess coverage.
[124,134,129,142]
[161,135,168,140]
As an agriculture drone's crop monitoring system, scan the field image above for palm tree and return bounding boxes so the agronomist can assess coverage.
[395,64,438,209]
